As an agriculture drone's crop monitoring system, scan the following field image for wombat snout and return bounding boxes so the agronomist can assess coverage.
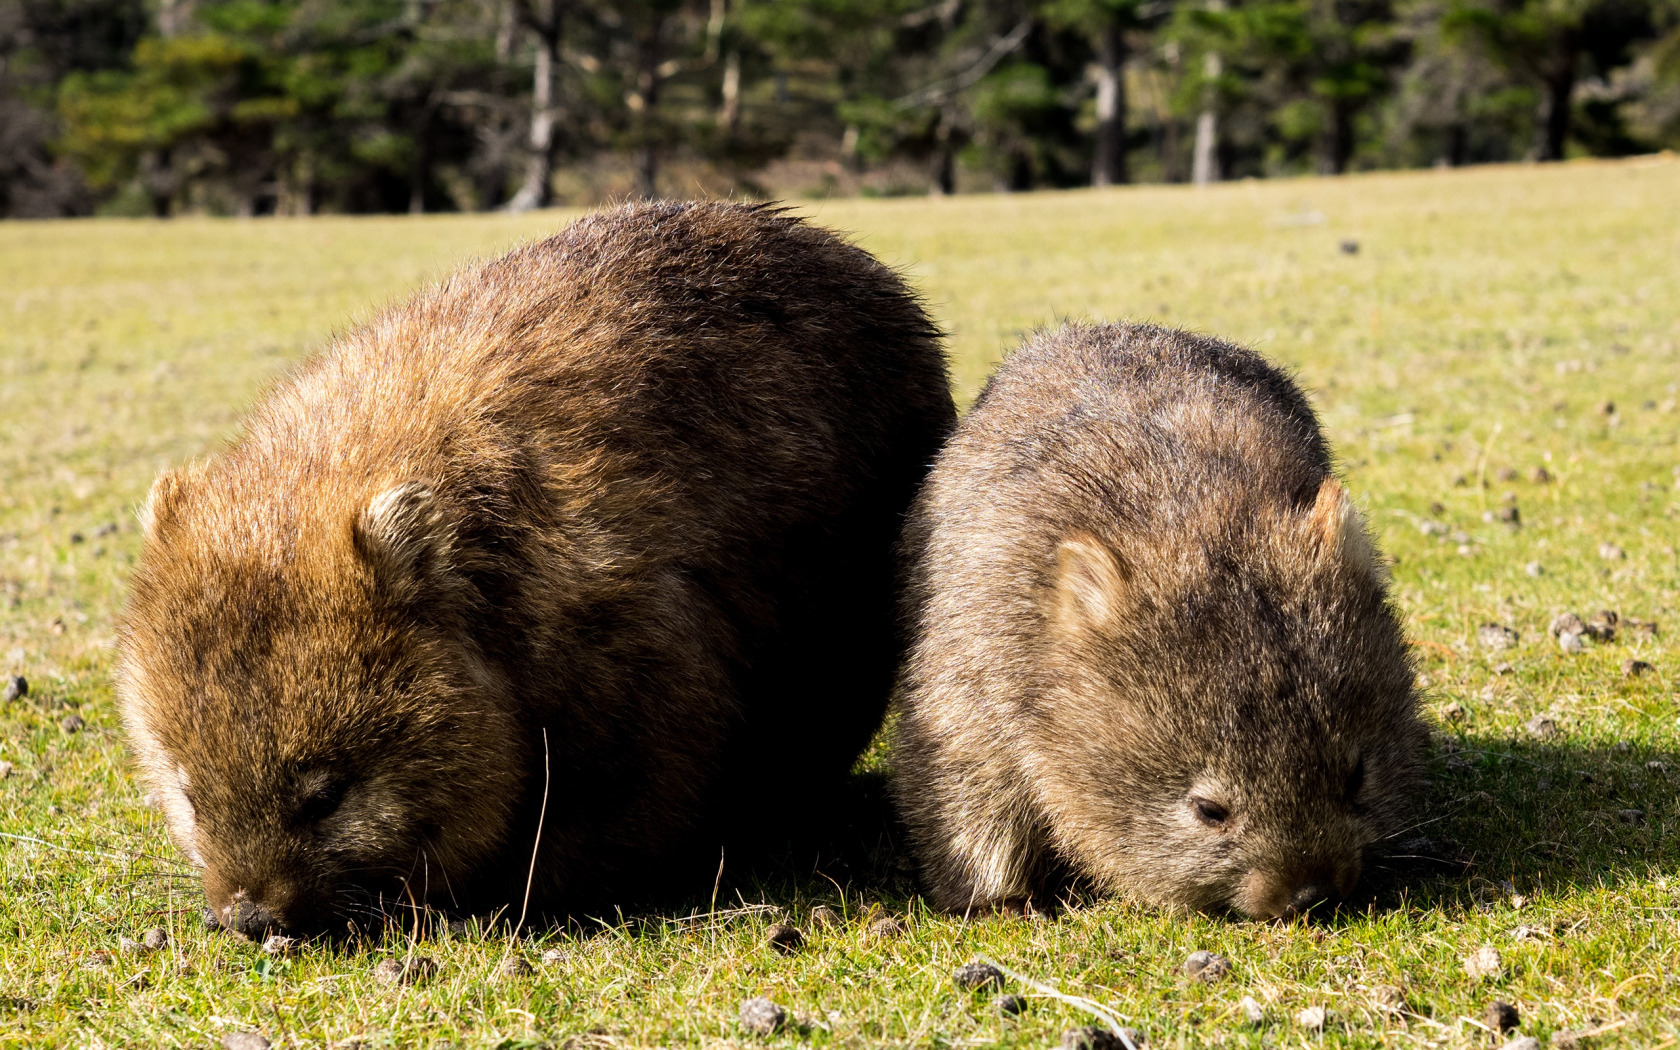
[1238,862,1361,921]
[220,894,280,939]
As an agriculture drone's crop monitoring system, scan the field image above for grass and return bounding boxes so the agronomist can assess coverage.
[2,156,1679,1048]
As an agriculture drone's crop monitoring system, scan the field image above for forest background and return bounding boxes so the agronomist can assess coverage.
[3,0,1680,218]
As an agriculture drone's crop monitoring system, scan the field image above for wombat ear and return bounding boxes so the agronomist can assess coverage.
[354,482,453,592]
[1307,478,1381,579]
[139,470,186,539]
[1053,533,1129,633]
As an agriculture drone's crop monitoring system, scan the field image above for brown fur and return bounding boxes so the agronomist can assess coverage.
[890,322,1425,919]
[118,201,955,936]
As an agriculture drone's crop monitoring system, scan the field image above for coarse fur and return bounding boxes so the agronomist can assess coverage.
[117,201,956,936]
[890,322,1426,920]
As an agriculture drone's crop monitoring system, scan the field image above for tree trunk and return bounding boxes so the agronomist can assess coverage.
[631,13,666,199]
[1192,49,1220,185]
[506,1,561,212]
[1091,20,1127,187]
[930,114,956,195]
[1319,100,1354,175]
[718,49,741,134]
[1536,59,1576,162]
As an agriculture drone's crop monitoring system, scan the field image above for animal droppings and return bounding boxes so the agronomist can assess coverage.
[540,948,567,966]
[1501,1038,1540,1050]
[1622,659,1652,677]
[1586,610,1618,640]
[1061,1026,1144,1050]
[498,955,533,978]
[764,923,804,954]
[1523,715,1558,738]
[222,1033,271,1050]
[1340,240,1360,254]
[261,935,297,956]
[1525,561,1544,576]
[1239,995,1265,1023]
[1530,467,1553,483]
[1598,542,1626,560]
[1483,1000,1519,1033]
[1296,1006,1328,1030]
[1184,950,1230,981]
[1370,985,1405,1013]
[1550,612,1586,638]
[118,936,148,955]
[0,761,12,779]
[142,927,168,951]
[1558,632,1586,653]
[808,905,840,929]
[2,675,25,702]
[1477,624,1518,650]
[739,996,786,1036]
[952,960,1005,990]
[59,714,84,734]
[1463,945,1504,979]
[1616,808,1645,824]
[373,956,436,986]
[994,993,1028,1016]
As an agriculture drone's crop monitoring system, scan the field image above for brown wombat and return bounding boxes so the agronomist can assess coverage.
[118,201,955,937]
[891,322,1424,919]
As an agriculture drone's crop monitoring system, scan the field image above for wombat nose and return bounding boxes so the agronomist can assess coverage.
[1281,883,1337,919]
[226,897,279,938]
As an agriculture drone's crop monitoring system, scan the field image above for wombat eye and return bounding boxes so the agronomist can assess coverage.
[1190,797,1229,826]
[297,779,350,824]
[1345,754,1365,803]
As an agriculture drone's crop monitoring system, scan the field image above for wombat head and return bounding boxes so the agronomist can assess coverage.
[1032,478,1425,920]
[119,473,523,937]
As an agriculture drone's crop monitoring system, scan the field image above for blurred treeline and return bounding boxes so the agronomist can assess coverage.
[3,0,1679,217]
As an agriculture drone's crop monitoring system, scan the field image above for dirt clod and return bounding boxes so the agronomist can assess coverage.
[222,1033,271,1050]
[373,956,436,986]
[994,993,1028,1016]
[498,955,533,978]
[952,960,1005,990]
[764,923,803,954]
[1483,1000,1519,1032]
[1463,945,1503,979]
[2,676,24,702]
[1184,950,1230,981]
[739,996,786,1036]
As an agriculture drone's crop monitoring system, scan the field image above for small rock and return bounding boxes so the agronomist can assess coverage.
[808,904,840,929]
[261,934,297,956]
[1483,1000,1519,1032]
[540,947,567,965]
[864,915,905,941]
[1558,631,1586,654]
[2,675,25,702]
[373,956,435,986]
[764,923,803,954]
[1622,659,1652,677]
[1501,1038,1540,1050]
[1184,950,1230,981]
[739,996,786,1036]
[1296,1005,1328,1030]
[1598,542,1626,560]
[1530,467,1553,484]
[1525,561,1544,576]
[1239,995,1265,1023]
[1463,945,1503,979]
[1477,624,1518,651]
[1523,715,1557,739]
[142,927,168,951]
[222,1034,271,1050]
[1340,239,1359,254]
[994,993,1028,1016]
[953,960,1005,991]
[498,955,533,978]
[60,714,85,734]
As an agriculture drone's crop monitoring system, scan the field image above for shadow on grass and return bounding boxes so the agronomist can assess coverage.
[703,732,1680,929]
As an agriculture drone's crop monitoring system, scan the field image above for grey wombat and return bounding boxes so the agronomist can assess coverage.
[891,322,1424,918]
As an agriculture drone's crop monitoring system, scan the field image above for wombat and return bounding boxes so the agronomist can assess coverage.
[118,201,955,937]
[890,322,1424,919]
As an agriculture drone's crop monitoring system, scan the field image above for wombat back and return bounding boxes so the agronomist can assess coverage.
[119,201,955,936]
[892,322,1424,918]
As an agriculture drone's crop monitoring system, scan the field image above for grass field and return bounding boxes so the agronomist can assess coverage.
[2,157,1679,1049]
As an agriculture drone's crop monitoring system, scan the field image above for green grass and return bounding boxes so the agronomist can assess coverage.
[3,156,1679,1048]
